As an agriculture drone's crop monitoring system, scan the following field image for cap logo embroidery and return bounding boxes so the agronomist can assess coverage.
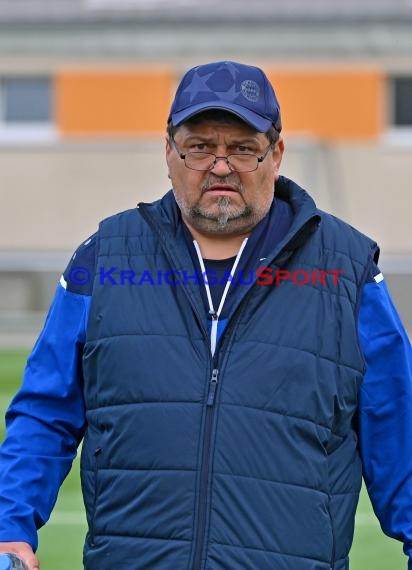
[240,80,260,102]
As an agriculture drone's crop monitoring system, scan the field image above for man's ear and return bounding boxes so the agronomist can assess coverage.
[165,137,174,180]
[273,137,284,180]
[165,136,172,159]
[165,136,174,176]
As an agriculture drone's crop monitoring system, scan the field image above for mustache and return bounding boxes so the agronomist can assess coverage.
[200,175,243,193]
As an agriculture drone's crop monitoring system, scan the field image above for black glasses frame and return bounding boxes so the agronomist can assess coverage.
[171,139,273,173]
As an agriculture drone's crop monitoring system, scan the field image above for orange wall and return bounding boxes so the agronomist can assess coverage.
[266,69,385,141]
[56,67,385,141]
[56,69,174,136]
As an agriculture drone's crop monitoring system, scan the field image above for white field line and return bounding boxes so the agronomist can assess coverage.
[47,511,378,527]
[355,512,379,526]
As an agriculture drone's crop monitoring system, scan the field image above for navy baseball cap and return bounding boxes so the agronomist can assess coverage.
[169,60,282,133]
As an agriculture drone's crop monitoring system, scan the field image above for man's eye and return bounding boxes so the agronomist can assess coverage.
[191,143,208,151]
[236,146,252,153]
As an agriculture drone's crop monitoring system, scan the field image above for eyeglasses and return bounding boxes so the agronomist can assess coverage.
[171,139,273,173]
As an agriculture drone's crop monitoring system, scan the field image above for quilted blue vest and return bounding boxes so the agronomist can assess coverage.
[80,177,377,570]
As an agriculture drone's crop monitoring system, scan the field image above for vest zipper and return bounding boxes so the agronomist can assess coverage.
[190,288,265,570]
[192,368,219,570]
[207,368,219,406]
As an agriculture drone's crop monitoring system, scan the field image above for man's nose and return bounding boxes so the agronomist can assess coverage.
[210,156,232,176]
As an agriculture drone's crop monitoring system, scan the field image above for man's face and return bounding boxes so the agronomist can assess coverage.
[166,119,284,236]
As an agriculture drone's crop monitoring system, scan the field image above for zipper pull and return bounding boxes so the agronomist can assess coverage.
[207,368,219,406]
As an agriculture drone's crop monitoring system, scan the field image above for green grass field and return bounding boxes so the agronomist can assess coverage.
[0,349,407,569]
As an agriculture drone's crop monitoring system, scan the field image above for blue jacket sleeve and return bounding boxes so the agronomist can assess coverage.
[0,282,90,551]
[358,270,412,565]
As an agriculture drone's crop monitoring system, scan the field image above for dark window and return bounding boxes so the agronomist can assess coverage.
[3,77,53,123]
[393,77,412,127]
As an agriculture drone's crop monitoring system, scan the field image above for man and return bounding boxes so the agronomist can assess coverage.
[0,60,411,569]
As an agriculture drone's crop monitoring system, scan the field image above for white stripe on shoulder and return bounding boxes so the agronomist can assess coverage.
[59,275,67,289]
[374,272,384,283]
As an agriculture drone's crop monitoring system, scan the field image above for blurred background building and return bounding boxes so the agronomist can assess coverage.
[0,0,411,345]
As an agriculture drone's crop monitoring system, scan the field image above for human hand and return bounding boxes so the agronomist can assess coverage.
[0,543,39,569]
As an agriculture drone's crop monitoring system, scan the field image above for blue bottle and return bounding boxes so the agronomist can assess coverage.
[0,554,28,570]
